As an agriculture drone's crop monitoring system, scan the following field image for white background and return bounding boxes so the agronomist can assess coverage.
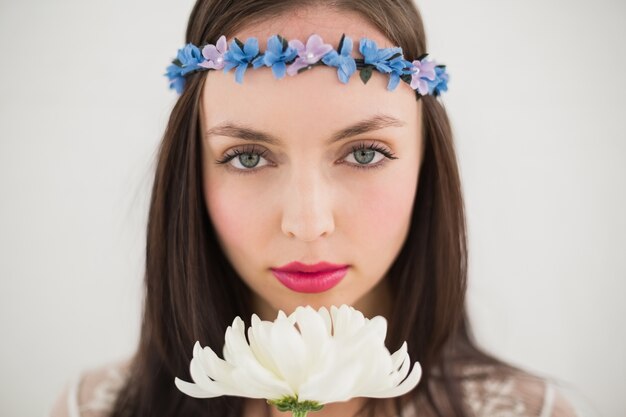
[1,0,624,416]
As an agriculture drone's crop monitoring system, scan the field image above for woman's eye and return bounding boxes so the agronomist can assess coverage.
[344,148,385,166]
[229,152,269,170]
[342,142,398,170]
[214,145,271,173]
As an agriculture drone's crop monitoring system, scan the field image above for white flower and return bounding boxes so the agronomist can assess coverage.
[175,304,422,415]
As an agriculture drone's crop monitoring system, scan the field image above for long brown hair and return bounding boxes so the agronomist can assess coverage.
[110,1,512,416]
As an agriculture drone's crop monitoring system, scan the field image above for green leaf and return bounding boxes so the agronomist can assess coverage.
[400,73,412,83]
[311,403,324,411]
[278,34,288,52]
[338,33,346,52]
[276,403,291,412]
[297,65,313,74]
[359,66,373,84]
[234,37,244,49]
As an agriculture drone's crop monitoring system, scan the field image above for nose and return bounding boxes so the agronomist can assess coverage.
[280,169,335,241]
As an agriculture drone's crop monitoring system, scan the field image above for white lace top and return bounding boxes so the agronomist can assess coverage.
[47,361,583,417]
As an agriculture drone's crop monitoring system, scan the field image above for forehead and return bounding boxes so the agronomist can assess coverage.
[201,7,419,134]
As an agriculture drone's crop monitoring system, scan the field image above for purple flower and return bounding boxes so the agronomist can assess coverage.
[199,35,228,70]
[250,34,298,79]
[321,34,357,84]
[410,58,437,95]
[164,43,204,94]
[223,37,261,84]
[286,34,335,76]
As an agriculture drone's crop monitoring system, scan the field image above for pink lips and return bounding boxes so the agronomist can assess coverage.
[270,261,349,293]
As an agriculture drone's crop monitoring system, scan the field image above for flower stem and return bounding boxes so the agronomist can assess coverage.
[268,397,324,416]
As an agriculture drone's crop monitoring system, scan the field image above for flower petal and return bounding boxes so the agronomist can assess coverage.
[286,58,309,76]
[222,317,295,398]
[174,377,217,398]
[288,39,305,55]
[321,50,339,67]
[293,306,331,372]
[216,35,228,54]
[339,36,353,56]
[248,314,281,375]
[390,341,408,371]
[366,362,422,398]
[190,355,216,392]
[202,345,234,380]
[387,73,401,91]
[271,61,287,79]
[307,34,325,50]
[390,351,411,386]
[234,64,247,84]
[317,306,332,336]
[269,312,308,391]
[243,37,259,59]
[299,339,367,403]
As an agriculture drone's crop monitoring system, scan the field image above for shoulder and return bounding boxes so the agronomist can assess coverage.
[458,363,579,417]
[48,358,132,417]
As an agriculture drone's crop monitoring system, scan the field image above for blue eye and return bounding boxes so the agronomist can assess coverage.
[343,142,398,170]
[214,142,398,175]
[214,144,271,174]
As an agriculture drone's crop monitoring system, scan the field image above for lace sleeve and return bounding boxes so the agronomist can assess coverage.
[539,382,557,417]
[459,365,582,417]
[47,374,81,417]
[49,360,131,417]
[541,380,601,417]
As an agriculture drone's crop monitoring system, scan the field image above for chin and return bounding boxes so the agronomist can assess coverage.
[262,294,353,315]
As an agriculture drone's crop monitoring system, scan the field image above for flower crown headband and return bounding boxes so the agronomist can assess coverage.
[165,33,449,100]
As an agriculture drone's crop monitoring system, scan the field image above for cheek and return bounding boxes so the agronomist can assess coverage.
[345,166,418,265]
[204,174,266,258]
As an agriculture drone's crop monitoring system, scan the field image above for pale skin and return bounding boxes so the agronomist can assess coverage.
[199,6,424,417]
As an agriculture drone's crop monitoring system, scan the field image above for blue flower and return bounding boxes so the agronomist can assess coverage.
[426,66,449,95]
[359,39,400,70]
[385,56,415,91]
[251,34,298,79]
[359,39,414,91]
[165,64,185,94]
[164,43,205,94]
[321,34,357,84]
[223,37,261,84]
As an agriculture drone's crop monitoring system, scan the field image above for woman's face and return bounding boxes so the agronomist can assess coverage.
[200,8,424,320]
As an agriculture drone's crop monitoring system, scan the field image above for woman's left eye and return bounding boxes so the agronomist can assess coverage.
[214,142,398,175]
[342,142,398,170]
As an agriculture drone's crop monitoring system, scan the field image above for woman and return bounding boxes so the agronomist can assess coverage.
[50,0,579,416]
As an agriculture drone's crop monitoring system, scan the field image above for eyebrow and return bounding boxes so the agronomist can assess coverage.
[204,113,405,146]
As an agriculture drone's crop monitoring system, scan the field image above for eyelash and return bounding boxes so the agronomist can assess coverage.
[214,142,398,175]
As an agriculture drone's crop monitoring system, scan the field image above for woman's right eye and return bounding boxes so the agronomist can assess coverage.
[214,145,271,174]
